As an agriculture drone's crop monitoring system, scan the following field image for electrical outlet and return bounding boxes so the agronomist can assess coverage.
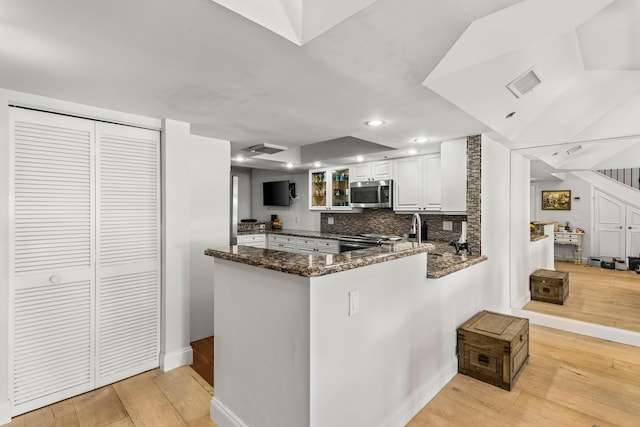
[348,290,360,316]
[443,221,453,231]
[328,216,334,225]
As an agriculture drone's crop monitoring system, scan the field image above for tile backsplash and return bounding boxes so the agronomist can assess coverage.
[320,210,467,242]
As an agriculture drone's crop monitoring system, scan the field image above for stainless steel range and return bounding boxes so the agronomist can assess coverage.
[338,234,403,252]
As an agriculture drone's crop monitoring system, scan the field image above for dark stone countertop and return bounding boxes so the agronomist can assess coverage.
[225,229,488,279]
[205,242,433,277]
[424,241,488,279]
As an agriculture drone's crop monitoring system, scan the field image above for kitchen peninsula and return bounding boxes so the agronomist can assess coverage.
[205,241,443,426]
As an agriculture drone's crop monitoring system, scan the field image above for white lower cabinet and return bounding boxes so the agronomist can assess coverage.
[9,107,160,415]
[238,234,266,248]
[267,234,339,254]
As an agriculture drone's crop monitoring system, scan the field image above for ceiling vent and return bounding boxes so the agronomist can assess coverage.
[243,143,287,155]
[506,67,542,99]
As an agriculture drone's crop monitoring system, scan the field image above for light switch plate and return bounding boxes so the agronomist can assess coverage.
[349,290,360,316]
[443,221,453,231]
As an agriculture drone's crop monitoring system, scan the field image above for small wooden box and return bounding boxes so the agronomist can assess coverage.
[457,310,529,391]
[530,269,569,304]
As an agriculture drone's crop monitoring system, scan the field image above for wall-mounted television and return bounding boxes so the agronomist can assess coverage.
[263,180,292,206]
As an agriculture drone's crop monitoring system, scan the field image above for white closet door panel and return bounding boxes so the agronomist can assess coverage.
[96,270,159,386]
[97,124,160,267]
[12,280,93,409]
[12,109,94,276]
[96,122,160,386]
[10,108,96,416]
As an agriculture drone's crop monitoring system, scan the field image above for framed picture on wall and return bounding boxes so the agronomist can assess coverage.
[541,190,571,210]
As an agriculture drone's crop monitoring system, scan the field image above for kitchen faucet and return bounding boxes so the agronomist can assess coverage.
[410,213,421,244]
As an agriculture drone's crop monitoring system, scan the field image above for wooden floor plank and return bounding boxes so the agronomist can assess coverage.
[73,385,128,427]
[111,370,189,427]
[149,366,213,423]
[409,325,640,426]
[524,261,640,332]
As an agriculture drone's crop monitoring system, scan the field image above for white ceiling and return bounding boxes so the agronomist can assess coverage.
[1,0,639,174]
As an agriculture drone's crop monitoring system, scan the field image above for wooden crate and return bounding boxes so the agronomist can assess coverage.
[457,310,529,391]
[530,269,569,304]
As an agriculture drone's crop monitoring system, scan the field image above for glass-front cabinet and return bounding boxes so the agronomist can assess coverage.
[309,166,351,210]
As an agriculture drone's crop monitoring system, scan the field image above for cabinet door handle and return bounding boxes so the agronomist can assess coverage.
[629,226,633,230]
[619,226,624,229]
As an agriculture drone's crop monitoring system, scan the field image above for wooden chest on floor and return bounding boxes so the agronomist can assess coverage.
[530,269,569,304]
[457,310,529,391]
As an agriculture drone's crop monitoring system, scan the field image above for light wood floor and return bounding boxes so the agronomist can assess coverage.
[409,324,640,426]
[4,366,217,427]
[6,325,640,426]
[524,261,640,332]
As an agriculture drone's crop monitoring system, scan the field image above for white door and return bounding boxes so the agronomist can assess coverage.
[627,204,640,259]
[10,108,96,415]
[95,122,160,387]
[394,156,422,211]
[594,190,626,258]
[10,108,161,415]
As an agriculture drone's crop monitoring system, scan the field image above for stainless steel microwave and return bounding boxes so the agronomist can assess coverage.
[349,180,393,208]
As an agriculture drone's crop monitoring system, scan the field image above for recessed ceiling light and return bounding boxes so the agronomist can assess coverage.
[414,137,429,143]
[407,149,418,155]
[313,161,322,168]
[366,119,385,127]
[285,163,294,169]
[235,156,245,162]
[355,156,364,162]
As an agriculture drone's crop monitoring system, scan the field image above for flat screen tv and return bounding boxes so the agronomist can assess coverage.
[263,180,291,206]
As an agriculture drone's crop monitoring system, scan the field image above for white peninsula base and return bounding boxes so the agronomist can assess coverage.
[210,251,465,427]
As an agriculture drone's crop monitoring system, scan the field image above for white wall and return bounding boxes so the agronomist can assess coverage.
[189,135,230,342]
[231,167,252,220]
[479,136,513,311]
[509,149,533,309]
[251,169,320,231]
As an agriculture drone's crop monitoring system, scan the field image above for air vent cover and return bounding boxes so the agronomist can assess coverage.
[507,67,542,99]
[243,143,287,155]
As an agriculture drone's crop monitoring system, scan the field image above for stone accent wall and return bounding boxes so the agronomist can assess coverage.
[320,210,467,242]
[466,135,481,255]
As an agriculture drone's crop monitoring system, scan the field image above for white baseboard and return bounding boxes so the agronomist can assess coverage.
[376,358,458,427]
[0,399,11,426]
[160,346,193,372]
[510,309,640,347]
[210,397,248,427]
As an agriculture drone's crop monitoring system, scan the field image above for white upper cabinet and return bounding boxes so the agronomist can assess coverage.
[422,154,442,211]
[349,160,393,181]
[351,162,372,181]
[309,166,352,211]
[440,139,467,213]
[393,155,441,211]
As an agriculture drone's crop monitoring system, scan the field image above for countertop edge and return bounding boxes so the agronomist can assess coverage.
[426,255,488,279]
[205,245,432,278]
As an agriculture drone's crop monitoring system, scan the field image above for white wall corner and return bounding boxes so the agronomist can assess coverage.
[160,346,194,372]
[0,399,12,426]
[376,358,457,427]
[211,397,249,427]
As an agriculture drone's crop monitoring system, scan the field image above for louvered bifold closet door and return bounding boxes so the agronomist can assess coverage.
[95,122,160,387]
[10,108,95,416]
